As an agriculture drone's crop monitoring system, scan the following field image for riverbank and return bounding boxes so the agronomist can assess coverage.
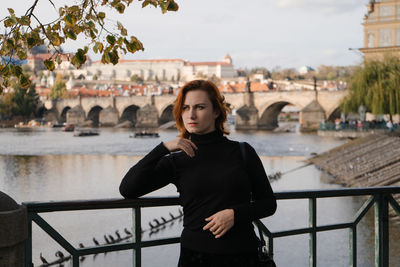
[308,132,400,222]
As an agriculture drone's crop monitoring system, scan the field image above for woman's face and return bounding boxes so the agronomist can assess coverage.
[182,90,219,135]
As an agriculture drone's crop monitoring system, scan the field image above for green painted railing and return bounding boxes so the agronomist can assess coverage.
[23,186,400,267]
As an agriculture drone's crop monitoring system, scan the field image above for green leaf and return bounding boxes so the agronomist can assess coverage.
[19,75,31,88]
[117,22,127,36]
[65,30,77,40]
[98,12,106,20]
[167,1,179,11]
[115,3,126,13]
[19,16,30,26]
[4,17,17,27]
[7,8,15,15]
[65,14,76,26]
[17,49,27,60]
[71,49,87,69]
[26,37,36,49]
[44,59,55,71]
[106,35,116,45]
[109,50,119,65]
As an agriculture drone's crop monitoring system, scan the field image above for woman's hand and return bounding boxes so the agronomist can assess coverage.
[203,209,234,238]
[163,138,198,157]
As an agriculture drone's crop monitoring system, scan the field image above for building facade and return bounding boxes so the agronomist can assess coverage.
[360,0,400,60]
[29,52,236,82]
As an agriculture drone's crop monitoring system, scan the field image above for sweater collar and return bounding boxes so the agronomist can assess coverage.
[189,130,224,145]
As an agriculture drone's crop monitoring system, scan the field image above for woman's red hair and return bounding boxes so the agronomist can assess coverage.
[173,80,229,138]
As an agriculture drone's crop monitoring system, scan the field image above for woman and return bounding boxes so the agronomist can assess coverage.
[119,80,277,266]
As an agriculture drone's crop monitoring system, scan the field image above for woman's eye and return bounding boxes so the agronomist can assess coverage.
[183,106,189,110]
[197,106,205,110]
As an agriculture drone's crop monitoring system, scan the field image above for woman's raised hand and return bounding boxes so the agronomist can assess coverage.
[163,138,198,157]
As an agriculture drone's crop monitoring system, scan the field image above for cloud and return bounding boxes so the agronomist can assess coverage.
[275,0,365,13]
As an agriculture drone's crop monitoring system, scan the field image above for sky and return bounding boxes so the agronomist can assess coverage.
[2,0,369,70]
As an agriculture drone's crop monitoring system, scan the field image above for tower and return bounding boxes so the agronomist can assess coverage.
[360,0,400,60]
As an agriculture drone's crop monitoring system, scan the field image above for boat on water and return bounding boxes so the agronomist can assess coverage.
[130,131,159,138]
[73,129,99,137]
[62,124,75,132]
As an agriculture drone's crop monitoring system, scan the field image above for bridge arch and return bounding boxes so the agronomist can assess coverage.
[120,105,140,125]
[258,101,300,130]
[60,106,71,123]
[326,106,342,122]
[35,104,47,119]
[159,104,174,125]
[87,105,103,126]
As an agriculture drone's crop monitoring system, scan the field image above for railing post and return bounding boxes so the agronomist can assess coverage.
[349,226,357,267]
[309,198,316,267]
[72,255,80,267]
[24,213,32,267]
[132,208,141,267]
[374,194,389,267]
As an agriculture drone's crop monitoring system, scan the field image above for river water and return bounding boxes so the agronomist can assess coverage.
[0,125,399,267]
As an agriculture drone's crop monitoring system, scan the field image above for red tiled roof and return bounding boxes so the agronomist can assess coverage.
[93,59,184,64]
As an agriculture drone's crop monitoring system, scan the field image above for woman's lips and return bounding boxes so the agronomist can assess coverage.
[188,123,197,126]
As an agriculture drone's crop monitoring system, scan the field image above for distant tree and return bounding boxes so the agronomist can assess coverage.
[250,67,271,78]
[131,74,143,83]
[171,75,175,82]
[0,92,14,118]
[0,0,179,91]
[209,74,221,86]
[341,56,400,119]
[11,82,39,121]
[177,72,181,82]
[50,74,66,99]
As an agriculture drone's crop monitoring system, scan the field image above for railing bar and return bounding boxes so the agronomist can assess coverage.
[139,237,182,248]
[25,212,33,267]
[353,195,376,225]
[74,237,182,256]
[21,187,400,212]
[271,222,353,238]
[388,195,400,217]
[309,198,316,267]
[23,197,180,213]
[275,187,400,199]
[30,213,77,254]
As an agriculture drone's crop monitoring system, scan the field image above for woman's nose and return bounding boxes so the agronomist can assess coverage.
[189,108,196,119]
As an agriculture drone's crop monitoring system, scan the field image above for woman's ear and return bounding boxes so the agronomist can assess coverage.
[213,109,220,119]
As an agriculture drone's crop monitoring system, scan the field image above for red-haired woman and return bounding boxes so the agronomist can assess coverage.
[120,80,276,266]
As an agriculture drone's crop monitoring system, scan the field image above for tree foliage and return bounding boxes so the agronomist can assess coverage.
[11,81,39,121]
[341,56,400,117]
[0,0,179,91]
[51,74,66,99]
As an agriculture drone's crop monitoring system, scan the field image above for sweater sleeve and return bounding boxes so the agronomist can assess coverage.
[232,142,277,225]
[119,143,175,198]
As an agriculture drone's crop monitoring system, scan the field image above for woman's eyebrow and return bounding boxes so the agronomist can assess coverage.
[183,103,207,106]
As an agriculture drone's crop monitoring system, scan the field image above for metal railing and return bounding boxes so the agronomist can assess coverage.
[23,186,400,267]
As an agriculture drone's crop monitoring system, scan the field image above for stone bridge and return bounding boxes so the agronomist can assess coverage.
[44,90,347,131]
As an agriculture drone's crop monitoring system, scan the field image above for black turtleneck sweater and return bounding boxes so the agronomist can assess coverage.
[119,130,276,254]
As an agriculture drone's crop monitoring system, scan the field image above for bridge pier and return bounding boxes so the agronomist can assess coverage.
[135,104,159,129]
[66,105,86,126]
[299,100,326,132]
[99,106,119,127]
[235,105,259,130]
